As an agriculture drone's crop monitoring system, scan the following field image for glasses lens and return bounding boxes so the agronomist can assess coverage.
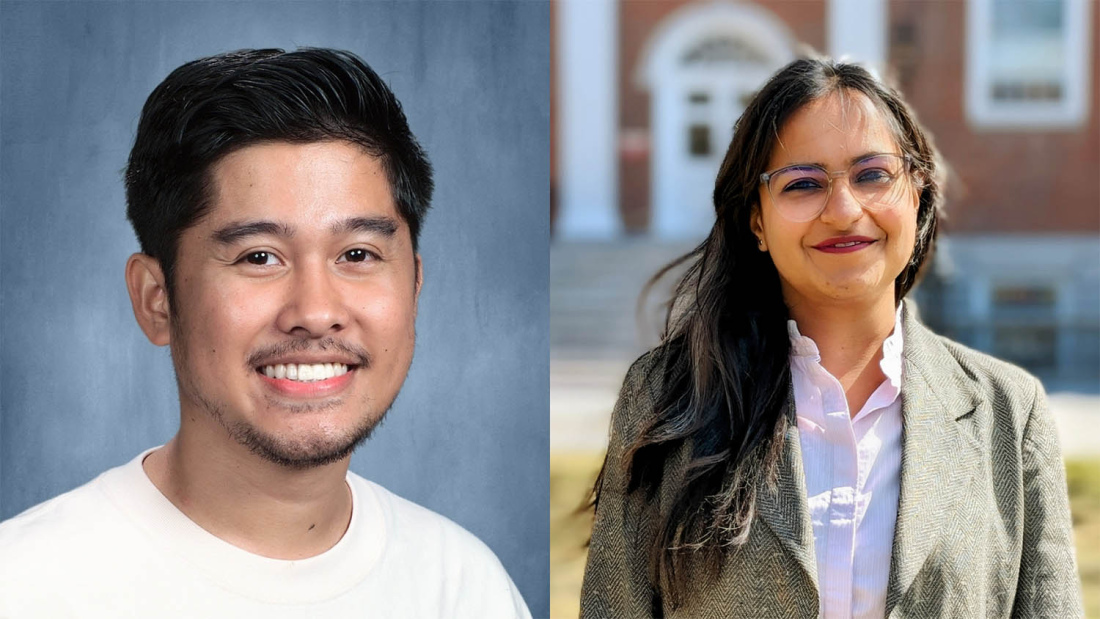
[849,155,908,210]
[768,166,830,222]
[765,155,912,222]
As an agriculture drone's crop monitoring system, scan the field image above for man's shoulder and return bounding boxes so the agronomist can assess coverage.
[0,468,121,554]
[348,473,531,617]
[350,472,500,563]
[0,465,134,610]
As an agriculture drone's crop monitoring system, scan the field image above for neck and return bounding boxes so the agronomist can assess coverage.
[143,417,353,560]
[786,291,899,414]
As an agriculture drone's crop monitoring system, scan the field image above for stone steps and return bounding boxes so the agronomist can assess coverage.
[550,241,696,359]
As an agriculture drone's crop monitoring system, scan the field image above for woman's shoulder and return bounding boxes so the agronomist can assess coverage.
[906,303,1041,396]
[933,332,1039,390]
[620,341,691,402]
[611,344,683,436]
[906,317,1046,435]
[621,346,668,393]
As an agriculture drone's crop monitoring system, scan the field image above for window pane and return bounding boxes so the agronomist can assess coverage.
[688,124,710,157]
[688,92,710,105]
[993,285,1056,309]
[989,0,1066,101]
[993,326,1058,371]
[993,0,1062,35]
[991,284,1058,372]
[681,36,767,65]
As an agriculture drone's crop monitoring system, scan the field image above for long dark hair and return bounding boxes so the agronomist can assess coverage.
[593,57,944,606]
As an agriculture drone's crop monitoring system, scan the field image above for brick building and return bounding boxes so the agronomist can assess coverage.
[553,0,1100,386]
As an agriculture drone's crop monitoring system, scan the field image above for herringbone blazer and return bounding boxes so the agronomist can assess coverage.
[581,304,1083,618]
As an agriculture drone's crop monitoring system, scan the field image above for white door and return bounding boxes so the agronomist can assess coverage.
[652,65,771,239]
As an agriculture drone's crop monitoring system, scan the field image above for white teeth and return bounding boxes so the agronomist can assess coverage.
[834,241,861,248]
[261,362,349,382]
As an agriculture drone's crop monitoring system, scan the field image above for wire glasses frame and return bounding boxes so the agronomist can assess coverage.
[759,153,917,223]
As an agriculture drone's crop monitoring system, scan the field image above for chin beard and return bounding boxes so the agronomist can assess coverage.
[188,387,391,470]
[225,412,385,470]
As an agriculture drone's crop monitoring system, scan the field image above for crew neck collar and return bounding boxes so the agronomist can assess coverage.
[97,448,386,604]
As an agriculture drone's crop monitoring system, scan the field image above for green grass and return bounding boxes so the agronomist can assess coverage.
[1067,459,1100,618]
[551,454,1100,618]
[550,452,602,619]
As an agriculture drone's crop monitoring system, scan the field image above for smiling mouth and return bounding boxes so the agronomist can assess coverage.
[813,238,878,252]
[258,363,358,382]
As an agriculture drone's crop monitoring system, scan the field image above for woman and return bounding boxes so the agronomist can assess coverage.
[580,58,1082,618]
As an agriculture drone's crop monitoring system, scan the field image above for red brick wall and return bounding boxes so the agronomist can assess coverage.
[555,0,1098,235]
[888,0,1100,234]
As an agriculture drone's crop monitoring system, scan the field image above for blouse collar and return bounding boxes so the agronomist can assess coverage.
[786,301,905,390]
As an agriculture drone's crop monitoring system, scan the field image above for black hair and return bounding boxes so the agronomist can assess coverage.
[125,47,433,297]
[592,56,944,607]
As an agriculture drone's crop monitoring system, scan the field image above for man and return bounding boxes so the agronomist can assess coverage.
[0,48,530,618]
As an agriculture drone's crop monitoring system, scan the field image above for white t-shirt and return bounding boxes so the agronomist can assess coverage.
[0,450,531,618]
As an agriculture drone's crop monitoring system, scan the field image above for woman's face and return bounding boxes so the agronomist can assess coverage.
[751,89,919,311]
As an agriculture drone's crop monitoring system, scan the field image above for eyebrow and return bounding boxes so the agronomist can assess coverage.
[211,221,295,245]
[331,216,398,237]
[780,151,891,170]
[210,216,400,246]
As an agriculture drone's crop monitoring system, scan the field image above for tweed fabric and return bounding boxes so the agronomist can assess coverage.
[580,304,1083,618]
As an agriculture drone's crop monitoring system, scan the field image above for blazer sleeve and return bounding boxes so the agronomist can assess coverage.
[1011,377,1084,618]
[579,357,661,618]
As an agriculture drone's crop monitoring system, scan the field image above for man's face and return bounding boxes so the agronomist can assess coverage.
[168,140,420,468]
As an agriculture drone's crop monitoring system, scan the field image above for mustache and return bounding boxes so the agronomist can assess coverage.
[246,337,372,369]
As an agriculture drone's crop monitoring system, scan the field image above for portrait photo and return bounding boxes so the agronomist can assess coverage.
[551,0,1098,616]
[0,1,549,616]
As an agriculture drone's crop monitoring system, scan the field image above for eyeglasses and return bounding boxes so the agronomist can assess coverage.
[759,153,916,223]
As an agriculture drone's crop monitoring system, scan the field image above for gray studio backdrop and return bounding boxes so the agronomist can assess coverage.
[0,1,549,613]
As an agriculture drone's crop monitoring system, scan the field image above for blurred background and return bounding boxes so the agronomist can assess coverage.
[549,0,1100,616]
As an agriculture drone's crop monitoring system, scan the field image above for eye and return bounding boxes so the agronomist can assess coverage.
[783,177,824,193]
[338,248,377,264]
[855,168,894,184]
[239,251,281,266]
[773,166,827,194]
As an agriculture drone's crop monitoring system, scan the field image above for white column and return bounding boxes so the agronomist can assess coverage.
[556,0,621,239]
[828,0,887,71]
[650,84,681,239]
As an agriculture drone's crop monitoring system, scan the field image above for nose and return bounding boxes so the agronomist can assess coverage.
[275,262,350,337]
[818,176,865,227]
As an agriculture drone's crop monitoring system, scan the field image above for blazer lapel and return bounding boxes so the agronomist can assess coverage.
[755,399,819,597]
[885,304,984,615]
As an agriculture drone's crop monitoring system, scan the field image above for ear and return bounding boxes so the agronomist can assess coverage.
[125,253,172,346]
[749,205,768,252]
[413,253,423,317]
